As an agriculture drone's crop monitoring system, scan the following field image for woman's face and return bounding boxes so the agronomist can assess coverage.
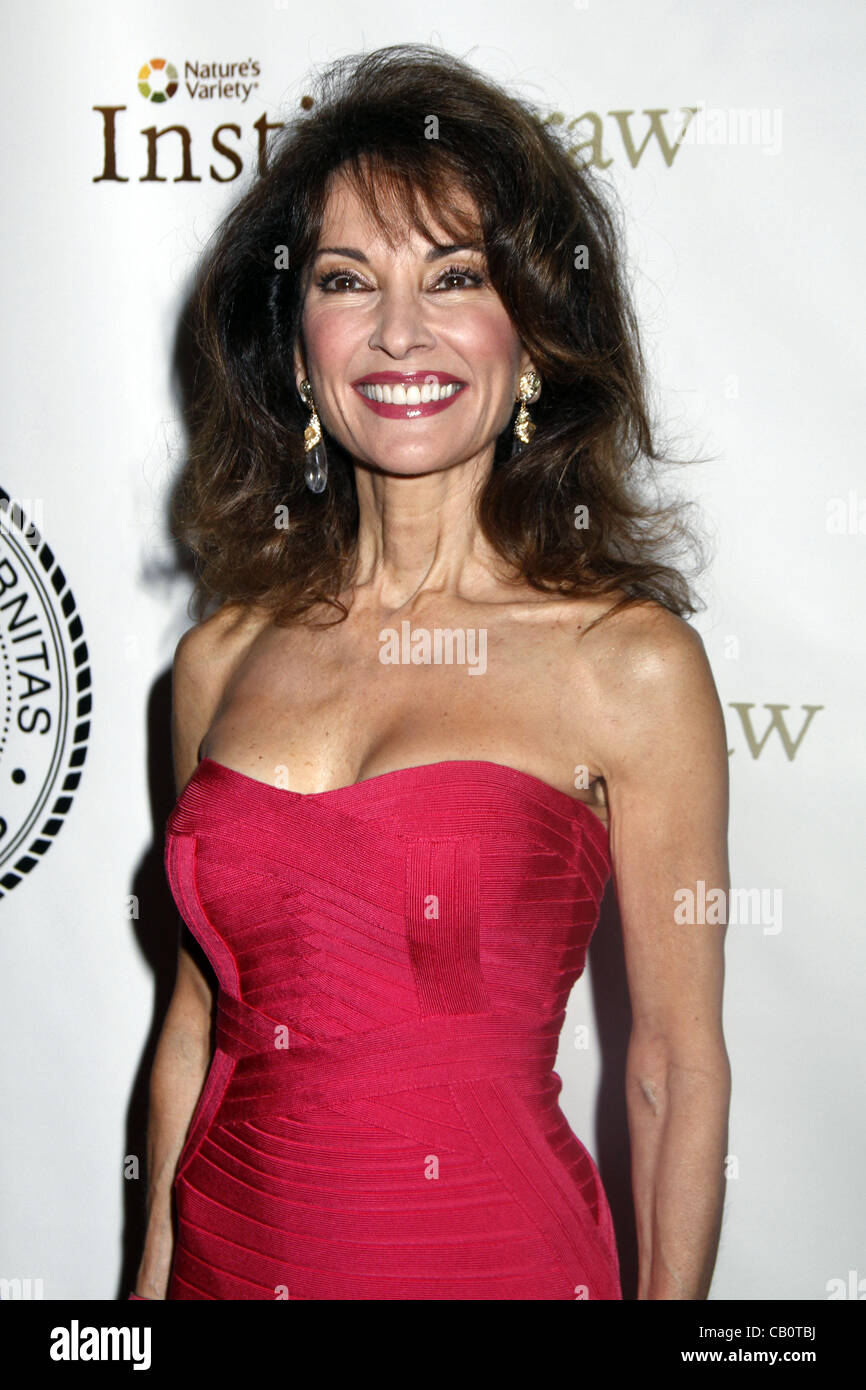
[294,174,536,478]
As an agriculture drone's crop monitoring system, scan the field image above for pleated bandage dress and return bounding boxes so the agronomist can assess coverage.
[163,756,622,1300]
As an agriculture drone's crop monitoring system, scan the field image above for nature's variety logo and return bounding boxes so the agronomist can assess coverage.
[137,58,178,103]
[0,491,91,898]
[136,55,260,104]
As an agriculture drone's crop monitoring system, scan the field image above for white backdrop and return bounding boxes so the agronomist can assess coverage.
[1,0,864,1301]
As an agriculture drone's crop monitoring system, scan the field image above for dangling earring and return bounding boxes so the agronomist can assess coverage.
[299,378,328,493]
[511,369,541,457]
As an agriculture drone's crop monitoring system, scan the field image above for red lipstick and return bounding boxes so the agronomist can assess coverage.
[351,371,467,419]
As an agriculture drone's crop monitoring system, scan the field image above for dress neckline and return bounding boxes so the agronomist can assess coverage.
[194,755,609,846]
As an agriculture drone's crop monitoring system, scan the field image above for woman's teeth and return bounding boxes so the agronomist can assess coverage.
[357,381,464,404]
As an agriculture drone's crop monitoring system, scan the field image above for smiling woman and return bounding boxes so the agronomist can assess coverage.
[172,41,705,630]
[138,42,731,1304]
[289,171,540,493]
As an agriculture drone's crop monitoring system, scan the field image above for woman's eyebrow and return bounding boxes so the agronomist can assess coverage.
[312,241,485,263]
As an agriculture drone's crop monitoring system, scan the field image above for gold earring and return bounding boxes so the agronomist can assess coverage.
[299,378,328,493]
[512,369,541,456]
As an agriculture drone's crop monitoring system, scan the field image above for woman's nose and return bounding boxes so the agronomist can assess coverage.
[367,289,437,358]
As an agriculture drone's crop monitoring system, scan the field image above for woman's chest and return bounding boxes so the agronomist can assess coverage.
[203,604,605,802]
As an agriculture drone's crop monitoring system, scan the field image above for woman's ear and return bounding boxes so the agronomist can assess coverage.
[293,346,307,396]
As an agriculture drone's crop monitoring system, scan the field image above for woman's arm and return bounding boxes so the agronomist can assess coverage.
[585,603,731,1299]
[132,620,225,1299]
[133,939,213,1299]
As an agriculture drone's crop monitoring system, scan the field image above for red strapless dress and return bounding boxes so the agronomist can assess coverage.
[163,756,622,1300]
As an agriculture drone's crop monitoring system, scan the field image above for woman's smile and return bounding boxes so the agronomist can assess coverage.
[352,370,468,418]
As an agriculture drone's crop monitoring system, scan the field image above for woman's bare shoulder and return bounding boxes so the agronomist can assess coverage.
[174,599,271,670]
[171,602,272,783]
[581,595,705,672]
[574,596,722,778]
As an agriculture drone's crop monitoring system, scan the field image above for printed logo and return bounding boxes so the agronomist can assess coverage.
[0,491,91,898]
[136,56,260,105]
[137,58,178,103]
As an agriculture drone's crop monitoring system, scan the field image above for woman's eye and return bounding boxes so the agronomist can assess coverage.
[315,264,485,293]
[433,267,485,290]
[316,269,363,292]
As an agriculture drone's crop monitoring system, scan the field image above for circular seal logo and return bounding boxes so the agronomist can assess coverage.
[0,490,91,898]
[137,58,178,103]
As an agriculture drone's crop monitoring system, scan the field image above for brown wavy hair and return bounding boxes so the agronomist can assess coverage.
[171,42,709,633]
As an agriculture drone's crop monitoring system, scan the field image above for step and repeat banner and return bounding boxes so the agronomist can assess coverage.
[1,0,863,1300]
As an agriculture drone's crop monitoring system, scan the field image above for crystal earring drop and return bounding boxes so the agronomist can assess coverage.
[511,368,542,457]
[299,378,328,493]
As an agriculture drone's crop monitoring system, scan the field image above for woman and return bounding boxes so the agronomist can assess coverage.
[132,43,730,1300]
